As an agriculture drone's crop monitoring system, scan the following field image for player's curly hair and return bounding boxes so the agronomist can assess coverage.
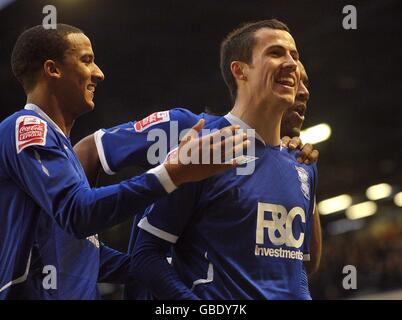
[11,24,83,93]
[220,19,290,103]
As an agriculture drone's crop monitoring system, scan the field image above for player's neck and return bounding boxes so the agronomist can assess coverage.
[231,100,284,146]
[26,86,74,137]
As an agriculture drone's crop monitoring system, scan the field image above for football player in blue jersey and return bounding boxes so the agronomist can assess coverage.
[0,24,247,299]
[130,19,318,299]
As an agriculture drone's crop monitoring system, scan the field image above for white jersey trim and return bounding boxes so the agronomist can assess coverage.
[191,252,214,290]
[94,129,115,175]
[147,164,177,194]
[138,217,178,243]
[0,249,32,293]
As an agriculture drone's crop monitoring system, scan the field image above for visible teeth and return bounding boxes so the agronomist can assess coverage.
[87,85,95,92]
[295,106,305,116]
[276,78,295,87]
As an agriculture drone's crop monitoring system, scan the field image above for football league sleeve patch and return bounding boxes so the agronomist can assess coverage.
[15,115,48,154]
[134,111,170,132]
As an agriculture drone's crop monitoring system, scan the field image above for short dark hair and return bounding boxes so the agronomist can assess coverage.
[11,24,83,92]
[220,19,290,102]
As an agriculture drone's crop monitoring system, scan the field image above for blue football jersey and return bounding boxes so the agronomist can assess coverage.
[0,104,174,299]
[137,113,318,300]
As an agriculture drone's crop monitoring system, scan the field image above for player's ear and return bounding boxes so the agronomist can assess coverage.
[230,61,248,82]
[43,59,62,80]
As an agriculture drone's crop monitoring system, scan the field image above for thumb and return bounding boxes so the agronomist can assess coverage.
[191,118,205,133]
[179,119,204,147]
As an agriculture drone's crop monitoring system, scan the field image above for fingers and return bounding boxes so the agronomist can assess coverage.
[179,120,205,147]
[304,149,319,164]
[177,124,250,166]
[288,136,302,150]
[281,136,291,147]
[198,125,244,162]
[222,131,248,159]
[208,125,240,142]
[230,140,251,163]
[191,118,205,133]
[216,128,248,163]
[283,136,319,164]
[296,143,313,163]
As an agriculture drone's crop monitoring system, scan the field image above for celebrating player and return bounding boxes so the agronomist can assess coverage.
[131,19,318,299]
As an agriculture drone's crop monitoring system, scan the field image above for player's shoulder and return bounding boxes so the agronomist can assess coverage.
[167,107,226,128]
[198,112,221,123]
[0,108,59,153]
[169,107,198,118]
[0,109,27,130]
[202,115,227,130]
[164,107,206,127]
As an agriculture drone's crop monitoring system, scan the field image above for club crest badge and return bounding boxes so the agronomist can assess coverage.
[87,234,100,248]
[295,166,310,200]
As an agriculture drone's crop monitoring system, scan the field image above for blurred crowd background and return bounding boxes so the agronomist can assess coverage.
[1,0,401,299]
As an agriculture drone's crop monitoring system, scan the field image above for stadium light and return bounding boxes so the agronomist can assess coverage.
[366,183,392,200]
[394,192,402,207]
[327,218,365,235]
[318,194,352,215]
[346,201,377,220]
[300,123,331,145]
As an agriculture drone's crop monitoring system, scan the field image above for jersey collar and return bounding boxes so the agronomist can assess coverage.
[224,112,266,146]
[24,103,67,138]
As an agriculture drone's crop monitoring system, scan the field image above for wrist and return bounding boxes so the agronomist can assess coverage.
[163,162,183,187]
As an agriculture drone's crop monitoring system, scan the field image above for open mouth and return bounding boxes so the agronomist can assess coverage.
[293,103,306,118]
[275,77,296,88]
[87,84,96,94]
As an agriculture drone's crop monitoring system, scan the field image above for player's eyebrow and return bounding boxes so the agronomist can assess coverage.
[81,53,94,61]
[265,45,299,60]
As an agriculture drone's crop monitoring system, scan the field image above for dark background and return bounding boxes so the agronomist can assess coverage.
[1,0,402,299]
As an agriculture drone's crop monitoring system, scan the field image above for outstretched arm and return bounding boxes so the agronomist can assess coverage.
[5,115,248,239]
[74,108,204,184]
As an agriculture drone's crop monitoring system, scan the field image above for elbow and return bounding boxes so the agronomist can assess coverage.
[53,191,98,239]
